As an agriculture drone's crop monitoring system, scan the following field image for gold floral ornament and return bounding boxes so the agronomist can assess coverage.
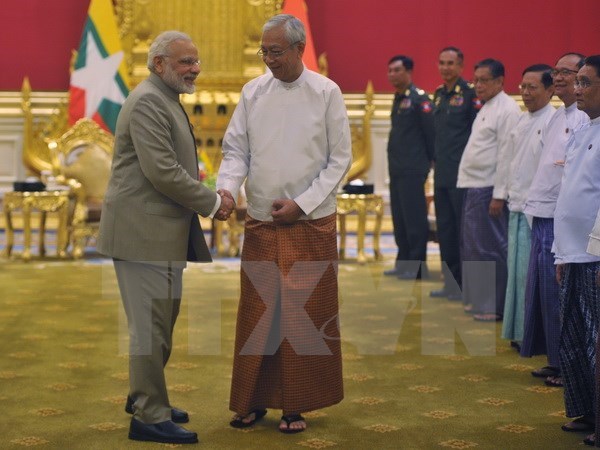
[66,343,96,350]
[497,424,535,433]
[10,436,50,446]
[396,363,425,371]
[363,424,399,433]
[344,373,374,382]
[525,386,559,394]
[110,372,129,381]
[169,384,198,393]
[0,371,21,379]
[504,364,534,372]
[352,397,385,405]
[422,410,457,419]
[46,383,77,391]
[89,422,126,431]
[477,398,514,406]
[459,374,490,382]
[303,411,327,419]
[169,362,199,369]
[30,408,65,417]
[9,352,37,359]
[58,362,87,369]
[298,438,338,448]
[409,385,442,393]
[548,410,566,417]
[22,334,49,341]
[441,355,471,361]
[102,396,126,405]
[341,354,364,361]
[439,439,479,449]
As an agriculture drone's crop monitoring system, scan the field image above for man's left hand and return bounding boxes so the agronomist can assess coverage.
[489,199,505,218]
[271,198,302,224]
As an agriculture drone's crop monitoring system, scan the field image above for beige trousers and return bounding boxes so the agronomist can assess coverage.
[114,260,183,424]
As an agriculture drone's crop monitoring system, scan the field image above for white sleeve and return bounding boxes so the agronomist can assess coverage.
[293,86,352,215]
[216,95,250,202]
[493,104,521,200]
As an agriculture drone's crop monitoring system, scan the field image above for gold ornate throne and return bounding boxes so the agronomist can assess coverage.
[46,119,114,258]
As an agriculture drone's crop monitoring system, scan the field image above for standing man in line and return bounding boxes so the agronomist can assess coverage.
[384,55,435,280]
[501,64,555,349]
[521,53,587,389]
[457,58,521,321]
[217,14,351,434]
[430,46,479,299]
[98,31,233,445]
[553,55,600,446]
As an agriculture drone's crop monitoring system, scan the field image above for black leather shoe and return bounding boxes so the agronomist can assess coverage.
[128,418,198,444]
[430,289,449,298]
[126,396,189,424]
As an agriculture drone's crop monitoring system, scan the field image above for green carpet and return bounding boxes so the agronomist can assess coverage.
[0,255,585,449]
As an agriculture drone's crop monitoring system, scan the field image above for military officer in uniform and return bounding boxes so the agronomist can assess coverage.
[430,46,480,298]
[384,55,435,279]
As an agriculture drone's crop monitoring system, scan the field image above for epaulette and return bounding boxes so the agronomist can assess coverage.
[416,88,425,95]
[467,82,475,89]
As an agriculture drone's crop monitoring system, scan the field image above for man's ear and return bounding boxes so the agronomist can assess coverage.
[154,56,165,74]
[296,42,306,58]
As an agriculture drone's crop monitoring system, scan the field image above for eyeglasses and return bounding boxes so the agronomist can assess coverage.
[551,68,578,78]
[519,84,541,92]
[473,77,496,85]
[164,56,201,67]
[574,79,600,89]
[257,42,300,59]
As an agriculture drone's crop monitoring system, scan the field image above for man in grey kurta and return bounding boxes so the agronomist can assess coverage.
[98,31,232,445]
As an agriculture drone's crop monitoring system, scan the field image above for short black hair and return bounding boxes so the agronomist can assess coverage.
[558,52,586,69]
[584,55,600,78]
[440,46,464,63]
[522,64,553,89]
[475,58,505,78]
[388,55,414,71]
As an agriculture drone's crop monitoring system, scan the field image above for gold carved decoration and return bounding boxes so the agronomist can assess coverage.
[115,0,283,89]
[346,81,375,182]
[21,78,69,175]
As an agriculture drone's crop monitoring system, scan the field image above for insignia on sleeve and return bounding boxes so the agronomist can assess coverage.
[421,101,433,113]
[473,98,483,110]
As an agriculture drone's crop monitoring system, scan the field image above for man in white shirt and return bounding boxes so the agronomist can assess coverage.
[217,14,351,434]
[501,64,555,348]
[521,53,587,390]
[457,58,521,321]
[553,55,600,444]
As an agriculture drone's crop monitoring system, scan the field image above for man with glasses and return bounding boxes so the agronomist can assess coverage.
[98,31,233,444]
[217,14,351,434]
[384,55,435,280]
[457,58,521,321]
[521,53,587,392]
[501,64,555,352]
[553,55,600,447]
[430,47,480,300]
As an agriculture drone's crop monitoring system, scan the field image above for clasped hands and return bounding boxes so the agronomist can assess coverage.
[215,189,235,221]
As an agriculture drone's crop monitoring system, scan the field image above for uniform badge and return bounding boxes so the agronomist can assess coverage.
[399,98,412,109]
[473,98,483,110]
[449,95,464,107]
[434,96,441,106]
[421,101,433,113]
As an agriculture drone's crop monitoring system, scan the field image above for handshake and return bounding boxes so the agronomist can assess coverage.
[215,189,235,221]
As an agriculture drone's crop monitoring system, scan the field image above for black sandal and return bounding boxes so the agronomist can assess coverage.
[279,414,306,434]
[230,409,267,428]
